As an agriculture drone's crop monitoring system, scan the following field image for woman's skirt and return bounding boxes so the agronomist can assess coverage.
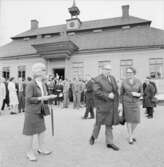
[123,101,140,123]
[23,112,46,136]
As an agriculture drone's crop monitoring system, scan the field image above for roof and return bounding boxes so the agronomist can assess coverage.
[12,16,151,39]
[1,25,164,58]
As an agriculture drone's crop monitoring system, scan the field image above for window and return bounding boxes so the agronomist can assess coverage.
[72,62,84,79]
[149,58,163,79]
[2,67,10,79]
[98,60,111,74]
[18,66,26,79]
[120,59,133,79]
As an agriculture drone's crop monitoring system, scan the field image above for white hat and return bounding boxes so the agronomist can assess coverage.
[32,63,46,78]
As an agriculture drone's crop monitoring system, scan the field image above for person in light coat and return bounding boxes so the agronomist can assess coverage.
[8,77,19,114]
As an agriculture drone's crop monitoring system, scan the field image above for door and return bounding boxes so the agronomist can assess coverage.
[53,68,65,80]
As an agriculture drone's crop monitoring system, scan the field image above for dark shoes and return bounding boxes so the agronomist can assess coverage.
[10,112,17,115]
[128,140,133,144]
[37,150,52,155]
[88,116,94,119]
[82,116,94,119]
[89,136,95,145]
[106,144,119,151]
[82,116,87,119]
[147,115,153,119]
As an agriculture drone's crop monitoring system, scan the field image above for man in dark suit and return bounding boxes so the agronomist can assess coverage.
[143,76,157,118]
[1,79,10,110]
[82,75,94,119]
[17,78,26,113]
[89,64,120,151]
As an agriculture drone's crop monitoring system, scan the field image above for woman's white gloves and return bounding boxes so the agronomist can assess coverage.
[108,92,114,99]
[131,92,141,97]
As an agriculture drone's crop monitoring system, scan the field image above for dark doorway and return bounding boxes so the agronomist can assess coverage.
[53,68,65,80]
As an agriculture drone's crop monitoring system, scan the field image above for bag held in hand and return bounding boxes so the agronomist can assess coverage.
[41,101,50,116]
[119,104,126,125]
[119,114,125,125]
[151,97,158,103]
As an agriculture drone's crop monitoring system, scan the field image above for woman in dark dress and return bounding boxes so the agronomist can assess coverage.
[120,67,142,144]
[23,63,56,161]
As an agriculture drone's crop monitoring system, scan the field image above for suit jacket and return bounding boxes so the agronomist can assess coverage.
[25,80,49,114]
[143,82,156,108]
[17,82,26,96]
[93,74,119,125]
[85,80,94,100]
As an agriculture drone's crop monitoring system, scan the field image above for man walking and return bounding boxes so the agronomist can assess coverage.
[18,77,26,113]
[89,64,120,151]
[82,75,94,119]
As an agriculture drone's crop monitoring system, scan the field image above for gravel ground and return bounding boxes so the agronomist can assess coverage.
[0,104,164,167]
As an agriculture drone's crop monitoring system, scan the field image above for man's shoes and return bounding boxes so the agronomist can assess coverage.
[37,149,52,155]
[89,136,95,145]
[10,112,16,115]
[128,141,133,144]
[26,153,37,161]
[82,116,87,119]
[132,138,136,142]
[147,115,153,119]
[88,117,94,119]
[128,138,134,144]
[106,144,119,151]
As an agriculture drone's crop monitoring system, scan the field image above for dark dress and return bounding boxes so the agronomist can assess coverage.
[120,78,142,123]
[23,80,49,136]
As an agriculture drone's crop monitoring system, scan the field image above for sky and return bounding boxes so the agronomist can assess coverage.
[0,0,164,46]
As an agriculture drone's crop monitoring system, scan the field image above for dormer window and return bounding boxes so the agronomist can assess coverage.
[44,35,51,38]
[93,29,103,33]
[122,25,130,29]
[67,32,76,36]
[23,37,30,41]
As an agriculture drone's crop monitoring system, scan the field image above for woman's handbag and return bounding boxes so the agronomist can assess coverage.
[40,101,50,116]
[119,114,125,125]
[119,104,126,125]
[151,96,158,103]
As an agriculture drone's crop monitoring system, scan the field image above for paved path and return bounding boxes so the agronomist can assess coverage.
[0,105,164,167]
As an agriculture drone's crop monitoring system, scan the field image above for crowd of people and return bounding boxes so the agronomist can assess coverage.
[0,62,158,161]
[0,73,88,115]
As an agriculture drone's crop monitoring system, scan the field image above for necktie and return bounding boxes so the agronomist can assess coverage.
[107,75,111,83]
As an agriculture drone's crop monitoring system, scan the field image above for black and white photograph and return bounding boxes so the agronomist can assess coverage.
[0,0,164,166]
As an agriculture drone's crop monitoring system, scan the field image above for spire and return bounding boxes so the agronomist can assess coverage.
[68,0,80,18]
[73,0,76,6]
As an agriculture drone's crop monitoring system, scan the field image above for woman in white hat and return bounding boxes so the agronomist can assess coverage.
[23,63,56,161]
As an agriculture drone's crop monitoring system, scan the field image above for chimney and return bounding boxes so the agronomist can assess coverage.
[31,19,39,30]
[122,5,129,18]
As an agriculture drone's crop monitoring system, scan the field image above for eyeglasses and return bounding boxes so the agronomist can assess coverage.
[127,71,133,73]
[41,69,46,72]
